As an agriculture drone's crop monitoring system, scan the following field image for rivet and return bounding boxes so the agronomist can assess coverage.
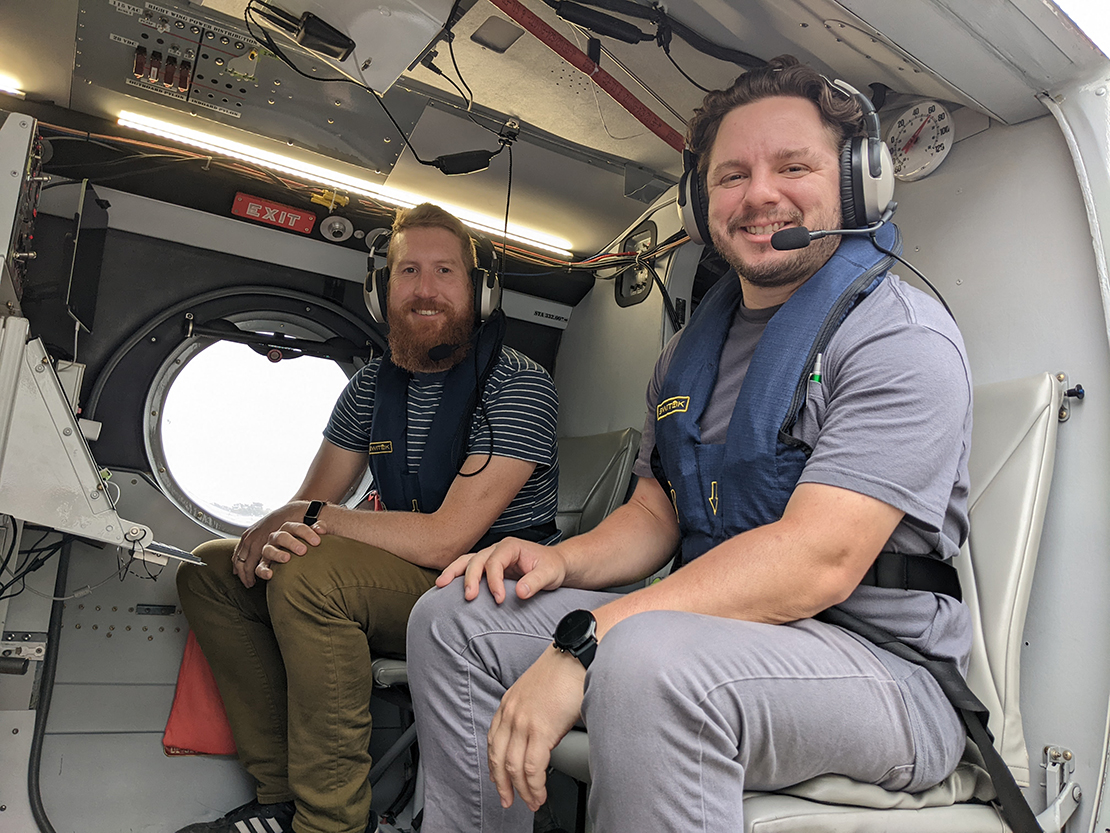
[148,635,154,641]
[11,728,17,735]
[63,428,72,436]
[955,279,962,285]
[1097,87,1107,97]
[126,626,132,631]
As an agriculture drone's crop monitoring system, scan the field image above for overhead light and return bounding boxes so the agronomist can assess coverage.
[0,75,26,99]
[117,110,574,258]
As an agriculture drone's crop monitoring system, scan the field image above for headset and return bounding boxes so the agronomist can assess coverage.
[363,230,502,326]
[677,77,895,246]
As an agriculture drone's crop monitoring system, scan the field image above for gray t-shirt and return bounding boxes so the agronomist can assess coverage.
[635,273,974,671]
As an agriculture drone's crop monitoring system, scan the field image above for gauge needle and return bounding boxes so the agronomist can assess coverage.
[901,116,932,154]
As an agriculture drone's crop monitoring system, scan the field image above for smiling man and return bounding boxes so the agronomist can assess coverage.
[174,203,559,833]
[405,56,974,832]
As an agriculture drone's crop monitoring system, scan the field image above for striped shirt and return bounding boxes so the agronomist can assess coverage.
[324,346,559,534]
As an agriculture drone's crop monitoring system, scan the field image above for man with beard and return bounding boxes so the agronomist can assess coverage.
[404,56,973,832]
[175,203,559,833]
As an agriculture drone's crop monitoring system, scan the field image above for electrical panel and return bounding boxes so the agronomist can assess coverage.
[72,0,429,178]
[0,111,45,320]
[615,220,656,307]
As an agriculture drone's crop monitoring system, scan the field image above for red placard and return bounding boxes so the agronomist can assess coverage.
[231,192,316,234]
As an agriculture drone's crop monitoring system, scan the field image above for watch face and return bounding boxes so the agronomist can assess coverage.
[555,609,595,648]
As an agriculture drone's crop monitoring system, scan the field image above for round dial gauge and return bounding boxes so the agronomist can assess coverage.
[887,100,953,182]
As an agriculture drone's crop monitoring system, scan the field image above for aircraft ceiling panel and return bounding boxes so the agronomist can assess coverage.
[69,0,426,176]
[387,103,650,255]
[402,0,696,178]
[837,0,1107,123]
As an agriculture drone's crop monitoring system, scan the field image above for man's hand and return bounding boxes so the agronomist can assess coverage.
[437,538,569,603]
[254,520,327,581]
[487,646,585,811]
[232,502,308,588]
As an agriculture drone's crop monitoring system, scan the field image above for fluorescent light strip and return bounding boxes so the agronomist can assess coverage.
[0,74,25,99]
[118,110,574,257]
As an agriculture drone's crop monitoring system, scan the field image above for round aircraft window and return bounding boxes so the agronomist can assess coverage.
[147,323,353,534]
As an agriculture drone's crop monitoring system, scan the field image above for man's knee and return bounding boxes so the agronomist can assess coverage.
[406,580,467,657]
[176,539,236,605]
[587,611,677,705]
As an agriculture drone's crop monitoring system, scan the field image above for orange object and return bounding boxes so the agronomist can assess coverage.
[163,630,237,756]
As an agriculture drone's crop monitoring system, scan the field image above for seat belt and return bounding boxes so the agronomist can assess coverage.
[816,606,1042,833]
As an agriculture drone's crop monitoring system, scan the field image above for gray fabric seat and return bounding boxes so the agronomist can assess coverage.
[549,372,1068,832]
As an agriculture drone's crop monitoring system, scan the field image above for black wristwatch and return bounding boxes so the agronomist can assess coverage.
[303,500,326,526]
[553,609,598,669]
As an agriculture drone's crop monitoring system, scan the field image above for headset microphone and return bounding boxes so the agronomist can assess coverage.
[770,205,897,251]
[427,342,463,362]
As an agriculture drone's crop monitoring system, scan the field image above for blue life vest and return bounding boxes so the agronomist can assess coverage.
[655,224,901,565]
[367,313,504,516]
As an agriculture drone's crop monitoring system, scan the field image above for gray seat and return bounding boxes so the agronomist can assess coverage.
[369,428,641,785]
[550,372,1073,833]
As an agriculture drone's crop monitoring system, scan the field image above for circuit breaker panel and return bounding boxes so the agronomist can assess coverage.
[71,0,429,177]
[0,113,45,319]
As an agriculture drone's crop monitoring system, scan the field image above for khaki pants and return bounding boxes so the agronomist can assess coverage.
[177,536,438,833]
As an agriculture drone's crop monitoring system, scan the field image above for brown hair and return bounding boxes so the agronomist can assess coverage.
[686,55,868,177]
[387,203,477,273]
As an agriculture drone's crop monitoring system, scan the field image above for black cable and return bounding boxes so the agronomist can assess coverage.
[28,539,69,833]
[446,32,475,106]
[454,140,512,481]
[444,33,504,138]
[662,41,712,93]
[646,261,683,331]
[0,519,21,579]
[244,1,440,168]
[868,233,956,323]
[500,144,512,281]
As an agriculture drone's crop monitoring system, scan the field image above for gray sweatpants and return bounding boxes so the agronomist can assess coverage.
[406,579,966,833]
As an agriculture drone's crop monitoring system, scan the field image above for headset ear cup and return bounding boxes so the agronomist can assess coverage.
[364,266,390,324]
[677,149,712,247]
[840,138,862,230]
[472,268,502,323]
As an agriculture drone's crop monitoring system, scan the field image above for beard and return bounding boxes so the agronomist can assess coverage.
[710,209,841,289]
[387,302,475,373]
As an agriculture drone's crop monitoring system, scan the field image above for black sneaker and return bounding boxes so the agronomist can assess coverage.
[175,799,296,833]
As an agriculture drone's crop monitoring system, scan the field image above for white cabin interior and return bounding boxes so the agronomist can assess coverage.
[1,0,1110,831]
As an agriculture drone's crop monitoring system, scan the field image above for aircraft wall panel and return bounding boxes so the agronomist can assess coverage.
[888,111,1110,827]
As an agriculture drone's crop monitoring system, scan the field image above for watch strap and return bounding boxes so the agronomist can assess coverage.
[303,500,326,526]
[575,640,597,670]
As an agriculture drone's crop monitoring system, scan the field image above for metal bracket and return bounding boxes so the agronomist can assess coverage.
[1037,745,1081,832]
[0,630,47,663]
[1056,372,1086,422]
